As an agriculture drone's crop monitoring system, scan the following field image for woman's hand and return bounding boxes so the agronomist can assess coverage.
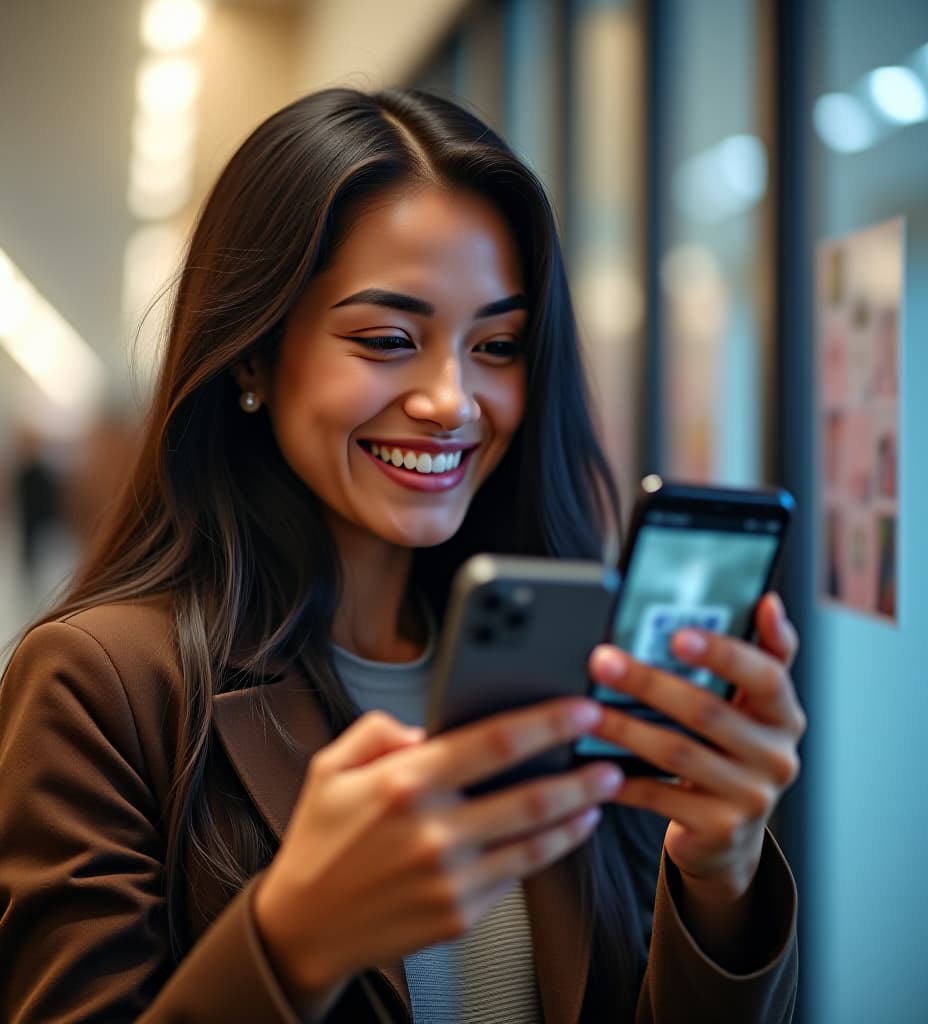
[254,698,622,1008]
[586,594,805,944]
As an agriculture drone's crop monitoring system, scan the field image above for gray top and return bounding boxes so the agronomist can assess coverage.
[333,627,542,1024]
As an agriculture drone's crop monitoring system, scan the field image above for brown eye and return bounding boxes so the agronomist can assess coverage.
[353,336,414,352]
[474,339,522,359]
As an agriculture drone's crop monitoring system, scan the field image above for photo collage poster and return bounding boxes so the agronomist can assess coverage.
[817,217,903,621]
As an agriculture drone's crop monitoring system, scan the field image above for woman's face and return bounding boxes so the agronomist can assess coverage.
[256,184,528,551]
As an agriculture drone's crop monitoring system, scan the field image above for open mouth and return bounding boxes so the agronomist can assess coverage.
[358,441,474,476]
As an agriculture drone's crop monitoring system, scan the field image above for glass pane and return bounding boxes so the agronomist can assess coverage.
[568,0,645,516]
[800,2,928,1021]
[660,0,765,485]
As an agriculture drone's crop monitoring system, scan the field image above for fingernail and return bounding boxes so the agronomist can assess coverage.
[673,630,707,658]
[770,592,786,622]
[572,701,603,729]
[593,766,623,796]
[593,646,629,683]
[581,806,602,830]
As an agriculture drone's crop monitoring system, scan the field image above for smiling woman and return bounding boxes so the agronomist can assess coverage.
[0,88,800,1024]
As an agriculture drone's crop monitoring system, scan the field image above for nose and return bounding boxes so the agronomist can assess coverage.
[403,354,480,430]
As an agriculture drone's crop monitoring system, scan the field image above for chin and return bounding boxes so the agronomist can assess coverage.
[382,511,466,549]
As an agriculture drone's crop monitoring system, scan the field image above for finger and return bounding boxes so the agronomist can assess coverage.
[614,776,748,835]
[317,710,425,772]
[594,708,783,810]
[446,762,623,847]
[669,631,805,733]
[590,648,801,783]
[464,805,602,891]
[411,698,604,792]
[755,593,799,667]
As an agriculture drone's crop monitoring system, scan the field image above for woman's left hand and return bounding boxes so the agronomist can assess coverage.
[587,593,806,905]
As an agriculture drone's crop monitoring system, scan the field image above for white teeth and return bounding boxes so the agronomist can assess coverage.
[369,444,466,474]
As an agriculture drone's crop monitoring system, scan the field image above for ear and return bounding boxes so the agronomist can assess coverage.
[230,357,268,403]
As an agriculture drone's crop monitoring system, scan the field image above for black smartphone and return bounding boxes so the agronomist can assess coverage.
[426,554,620,792]
[574,476,794,775]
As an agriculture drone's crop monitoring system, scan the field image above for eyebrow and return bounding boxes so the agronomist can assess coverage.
[330,288,528,319]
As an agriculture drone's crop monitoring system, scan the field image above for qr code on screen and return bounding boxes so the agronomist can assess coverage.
[631,604,733,685]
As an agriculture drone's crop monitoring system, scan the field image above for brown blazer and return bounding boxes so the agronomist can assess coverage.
[0,599,798,1022]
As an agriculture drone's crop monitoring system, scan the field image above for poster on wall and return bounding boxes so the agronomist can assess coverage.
[817,217,903,621]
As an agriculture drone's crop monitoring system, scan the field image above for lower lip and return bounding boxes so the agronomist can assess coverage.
[361,446,471,492]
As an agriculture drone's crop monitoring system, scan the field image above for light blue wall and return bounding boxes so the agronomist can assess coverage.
[802,3,928,1020]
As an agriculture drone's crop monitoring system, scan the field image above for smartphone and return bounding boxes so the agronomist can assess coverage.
[426,554,620,793]
[574,476,794,775]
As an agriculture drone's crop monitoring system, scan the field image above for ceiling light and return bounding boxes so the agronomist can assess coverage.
[716,134,767,202]
[0,248,105,414]
[136,56,201,117]
[141,0,208,53]
[132,108,198,162]
[813,92,876,153]
[868,65,928,124]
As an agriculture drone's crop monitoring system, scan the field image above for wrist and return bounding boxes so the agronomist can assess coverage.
[253,871,347,1005]
[669,847,763,970]
[678,853,760,908]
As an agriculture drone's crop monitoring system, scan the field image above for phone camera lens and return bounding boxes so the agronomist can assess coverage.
[505,610,528,630]
[471,624,495,645]
[481,592,502,612]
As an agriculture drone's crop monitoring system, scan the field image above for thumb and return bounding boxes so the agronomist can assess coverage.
[322,710,425,772]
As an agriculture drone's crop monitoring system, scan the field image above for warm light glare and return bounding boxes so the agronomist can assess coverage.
[813,92,876,153]
[141,0,208,53]
[868,65,928,124]
[132,108,198,162]
[0,277,30,336]
[0,248,105,413]
[576,259,644,338]
[130,149,194,194]
[136,56,201,116]
[660,244,729,344]
[122,224,184,382]
[128,176,193,220]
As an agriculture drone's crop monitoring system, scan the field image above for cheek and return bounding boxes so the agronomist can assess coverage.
[273,353,391,440]
[482,366,527,438]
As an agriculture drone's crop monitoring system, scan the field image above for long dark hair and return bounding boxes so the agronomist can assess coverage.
[32,88,649,1009]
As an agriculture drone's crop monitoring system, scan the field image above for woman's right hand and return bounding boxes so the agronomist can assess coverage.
[253,699,622,1006]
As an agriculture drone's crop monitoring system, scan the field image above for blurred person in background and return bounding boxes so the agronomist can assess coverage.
[0,89,804,1023]
[11,427,63,595]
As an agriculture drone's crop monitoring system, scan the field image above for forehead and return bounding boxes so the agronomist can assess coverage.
[311,184,525,301]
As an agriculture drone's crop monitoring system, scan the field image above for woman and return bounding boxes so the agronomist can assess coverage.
[0,88,804,1023]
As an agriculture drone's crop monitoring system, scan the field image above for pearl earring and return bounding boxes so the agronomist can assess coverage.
[239,391,261,413]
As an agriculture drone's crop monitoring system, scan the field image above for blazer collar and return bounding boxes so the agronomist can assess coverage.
[212,676,591,1024]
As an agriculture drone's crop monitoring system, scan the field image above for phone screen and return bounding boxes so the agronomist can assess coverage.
[575,502,785,759]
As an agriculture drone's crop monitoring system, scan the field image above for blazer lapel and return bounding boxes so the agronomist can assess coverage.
[525,859,592,1024]
[211,675,415,1019]
[211,672,331,838]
